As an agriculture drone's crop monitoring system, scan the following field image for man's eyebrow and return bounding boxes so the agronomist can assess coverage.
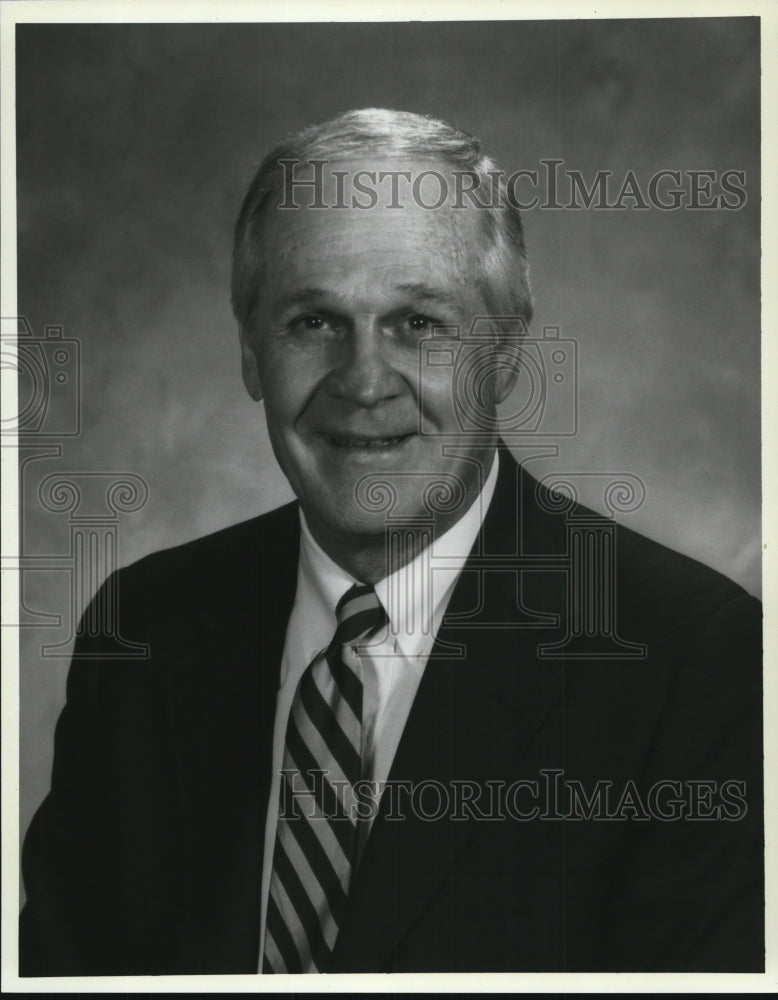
[271,283,461,316]
[271,287,330,313]
[393,282,459,306]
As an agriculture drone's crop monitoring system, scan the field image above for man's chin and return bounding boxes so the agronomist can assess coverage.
[303,491,468,544]
[307,504,396,539]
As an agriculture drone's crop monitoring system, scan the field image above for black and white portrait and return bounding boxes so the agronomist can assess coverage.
[4,5,767,986]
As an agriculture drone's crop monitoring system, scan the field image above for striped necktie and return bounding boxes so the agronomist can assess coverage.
[263,583,387,974]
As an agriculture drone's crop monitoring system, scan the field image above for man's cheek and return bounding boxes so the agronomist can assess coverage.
[417,376,460,433]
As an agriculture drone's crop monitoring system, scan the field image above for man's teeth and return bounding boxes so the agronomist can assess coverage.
[330,435,409,448]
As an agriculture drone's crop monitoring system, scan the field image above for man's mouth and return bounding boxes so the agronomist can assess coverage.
[324,433,415,449]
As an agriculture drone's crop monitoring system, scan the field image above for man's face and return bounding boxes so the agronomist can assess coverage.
[240,158,519,552]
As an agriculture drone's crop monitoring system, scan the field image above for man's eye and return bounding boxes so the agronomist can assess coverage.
[406,314,433,332]
[291,314,330,332]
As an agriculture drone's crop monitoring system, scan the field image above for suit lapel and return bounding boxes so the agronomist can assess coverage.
[331,451,568,972]
[167,509,300,817]
[161,506,300,969]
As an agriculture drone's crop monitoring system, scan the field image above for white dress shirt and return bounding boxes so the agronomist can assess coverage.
[258,451,499,961]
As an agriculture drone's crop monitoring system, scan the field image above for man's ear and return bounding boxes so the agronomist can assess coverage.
[492,334,523,405]
[239,328,263,401]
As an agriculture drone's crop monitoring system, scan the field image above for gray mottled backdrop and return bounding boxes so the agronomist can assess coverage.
[16,19,760,853]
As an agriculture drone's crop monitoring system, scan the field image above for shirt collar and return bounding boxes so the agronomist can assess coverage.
[297,450,500,662]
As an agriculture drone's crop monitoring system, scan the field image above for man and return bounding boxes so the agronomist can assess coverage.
[20,108,762,975]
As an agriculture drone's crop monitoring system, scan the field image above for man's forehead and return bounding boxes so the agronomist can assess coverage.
[261,214,479,310]
[255,156,490,313]
[263,160,485,260]
[270,279,471,315]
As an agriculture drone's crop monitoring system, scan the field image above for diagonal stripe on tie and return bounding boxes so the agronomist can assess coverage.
[334,607,388,647]
[270,870,317,971]
[265,895,302,973]
[311,665,361,753]
[271,840,331,966]
[291,701,357,811]
[282,777,351,902]
[277,816,341,951]
[299,675,361,781]
[285,720,353,851]
[322,646,363,719]
[263,583,387,974]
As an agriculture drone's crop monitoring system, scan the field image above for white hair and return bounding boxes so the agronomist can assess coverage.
[231,108,533,336]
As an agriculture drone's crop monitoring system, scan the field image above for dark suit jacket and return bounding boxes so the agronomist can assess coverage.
[20,447,763,974]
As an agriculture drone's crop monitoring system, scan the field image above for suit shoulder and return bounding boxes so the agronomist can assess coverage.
[116,500,299,591]
[527,464,757,624]
[614,515,751,604]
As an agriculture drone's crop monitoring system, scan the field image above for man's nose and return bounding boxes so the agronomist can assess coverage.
[324,322,405,407]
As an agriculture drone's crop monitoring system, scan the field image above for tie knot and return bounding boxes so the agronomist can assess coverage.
[333,584,386,646]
